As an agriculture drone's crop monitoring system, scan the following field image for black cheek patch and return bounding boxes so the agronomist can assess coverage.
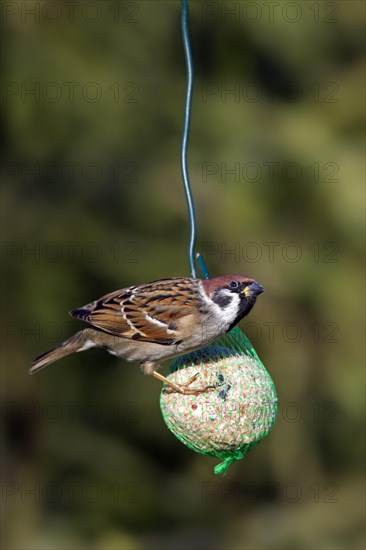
[212,291,233,308]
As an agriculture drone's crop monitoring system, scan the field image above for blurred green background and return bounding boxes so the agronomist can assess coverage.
[1,1,365,548]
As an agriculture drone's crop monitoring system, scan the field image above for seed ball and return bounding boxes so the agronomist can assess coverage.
[160,344,277,474]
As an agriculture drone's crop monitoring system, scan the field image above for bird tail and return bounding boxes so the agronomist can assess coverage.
[30,330,91,374]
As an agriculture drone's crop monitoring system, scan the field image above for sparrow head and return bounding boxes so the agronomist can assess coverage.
[201,275,264,327]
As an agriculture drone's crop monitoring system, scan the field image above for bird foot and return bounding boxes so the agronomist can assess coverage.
[163,373,215,395]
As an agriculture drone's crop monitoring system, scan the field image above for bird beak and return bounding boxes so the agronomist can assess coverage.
[242,282,264,297]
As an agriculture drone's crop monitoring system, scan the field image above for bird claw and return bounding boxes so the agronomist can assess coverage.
[164,373,215,395]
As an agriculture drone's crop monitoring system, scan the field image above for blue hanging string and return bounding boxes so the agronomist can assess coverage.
[180,0,197,278]
[180,0,210,280]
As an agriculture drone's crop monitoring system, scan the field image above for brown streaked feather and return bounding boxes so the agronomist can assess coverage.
[69,278,202,344]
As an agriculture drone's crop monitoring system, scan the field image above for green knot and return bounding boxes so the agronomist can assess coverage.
[214,448,247,475]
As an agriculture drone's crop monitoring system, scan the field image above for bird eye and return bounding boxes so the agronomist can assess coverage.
[229,281,239,289]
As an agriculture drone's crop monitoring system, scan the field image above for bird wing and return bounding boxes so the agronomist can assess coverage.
[69,278,201,345]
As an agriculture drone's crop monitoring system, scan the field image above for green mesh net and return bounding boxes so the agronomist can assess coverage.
[160,326,277,475]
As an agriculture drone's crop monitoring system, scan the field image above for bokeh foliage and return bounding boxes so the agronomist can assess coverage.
[2,1,365,549]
